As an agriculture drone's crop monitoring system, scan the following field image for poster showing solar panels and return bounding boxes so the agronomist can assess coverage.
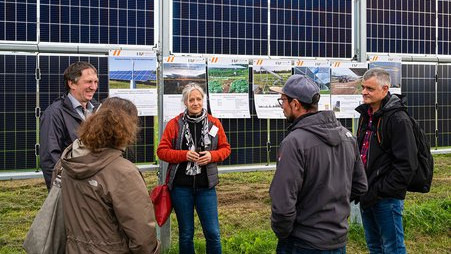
[330,62,367,118]
[369,55,402,94]
[163,56,207,121]
[294,60,331,111]
[252,59,292,119]
[108,50,157,116]
[207,57,250,118]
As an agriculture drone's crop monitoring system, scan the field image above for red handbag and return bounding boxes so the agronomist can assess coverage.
[150,170,172,227]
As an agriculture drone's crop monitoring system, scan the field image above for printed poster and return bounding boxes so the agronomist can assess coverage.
[207,57,250,118]
[330,61,367,118]
[294,60,331,111]
[369,55,402,94]
[108,50,158,116]
[252,59,292,119]
[163,56,207,121]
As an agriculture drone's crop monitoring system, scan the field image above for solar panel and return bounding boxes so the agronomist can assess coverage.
[402,63,436,147]
[172,0,268,55]
[367,0,436,54]
[0,54,37,170]
[437,64,451,147]
[39,0,154,45]
[0,1,37,41]
[438,0,451,55]
[270,0,353,58]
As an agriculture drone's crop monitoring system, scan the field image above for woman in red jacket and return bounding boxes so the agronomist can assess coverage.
[157,83,231,254]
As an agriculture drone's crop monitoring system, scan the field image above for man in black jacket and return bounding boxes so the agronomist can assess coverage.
[270,75,367,253]
[40,61,99,190]
[356,68,417,254]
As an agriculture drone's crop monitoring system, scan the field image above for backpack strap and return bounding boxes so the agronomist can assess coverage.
[376,108,408,149]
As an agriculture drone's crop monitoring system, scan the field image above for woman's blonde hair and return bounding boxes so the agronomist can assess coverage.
[78,97,139,151]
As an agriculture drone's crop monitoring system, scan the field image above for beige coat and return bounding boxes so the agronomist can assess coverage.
[57,140,160,254]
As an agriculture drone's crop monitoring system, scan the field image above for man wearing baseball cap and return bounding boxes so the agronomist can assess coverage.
[269,75,367,253]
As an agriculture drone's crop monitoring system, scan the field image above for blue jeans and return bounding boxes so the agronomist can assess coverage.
[276,237,346,254]
[170,186,221,254]
[360,198,406,254]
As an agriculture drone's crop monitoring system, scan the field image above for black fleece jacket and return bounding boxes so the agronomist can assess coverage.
[355,93,418,209]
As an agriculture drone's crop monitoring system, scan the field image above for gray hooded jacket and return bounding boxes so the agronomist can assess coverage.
[270,111,367,250]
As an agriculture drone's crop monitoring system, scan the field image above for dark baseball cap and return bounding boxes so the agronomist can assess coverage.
[270,75,320,104]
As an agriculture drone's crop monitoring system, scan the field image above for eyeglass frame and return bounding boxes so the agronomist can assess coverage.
[277,96,293,106]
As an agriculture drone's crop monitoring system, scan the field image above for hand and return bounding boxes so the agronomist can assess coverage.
[197,151,212,166]
[186,150,200,162]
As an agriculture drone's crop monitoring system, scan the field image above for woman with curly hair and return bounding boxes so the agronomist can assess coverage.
[56,97,160,254]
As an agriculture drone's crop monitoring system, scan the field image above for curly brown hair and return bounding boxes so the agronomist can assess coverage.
[78,97,139,151]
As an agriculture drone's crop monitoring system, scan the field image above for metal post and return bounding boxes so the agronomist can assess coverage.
[157,0,172,250]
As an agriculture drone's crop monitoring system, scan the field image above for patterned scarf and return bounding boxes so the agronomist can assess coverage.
[182,108,211,175]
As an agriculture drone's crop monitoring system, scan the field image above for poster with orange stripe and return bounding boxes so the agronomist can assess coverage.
[330,61,367,118]
[252,59,292,119]
[369,55,402,94]
[163,56,207,121]
[294,60,331,111]
[108,50,157,116]
[207,57,250,118]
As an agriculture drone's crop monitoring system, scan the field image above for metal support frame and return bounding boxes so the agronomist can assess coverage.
[157,0,172,251]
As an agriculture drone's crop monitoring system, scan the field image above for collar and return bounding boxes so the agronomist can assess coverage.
[67,93,94,111]
[287,112,318,132]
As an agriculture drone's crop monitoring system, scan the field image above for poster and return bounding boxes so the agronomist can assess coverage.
[330,61,367,118]
[108,50,158,116]
[369,55,402,94]
[163,56,207,121]
[294,60,331,111]
[252,59,292,119]
[207,57,250,118]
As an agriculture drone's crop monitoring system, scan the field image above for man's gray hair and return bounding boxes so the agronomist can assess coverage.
[363,68,391,87]
[181,83,205,103]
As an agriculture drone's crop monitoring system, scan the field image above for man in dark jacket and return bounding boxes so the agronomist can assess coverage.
[269,75,368,253]
[355,68,417,254]
[40,61,99,190]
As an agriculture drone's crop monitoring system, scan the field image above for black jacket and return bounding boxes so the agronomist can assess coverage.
[270,111,367,249]
[355,94,418,209]
[39,94,99,189]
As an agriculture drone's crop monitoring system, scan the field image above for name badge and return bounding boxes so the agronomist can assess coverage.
[209,125,219,137]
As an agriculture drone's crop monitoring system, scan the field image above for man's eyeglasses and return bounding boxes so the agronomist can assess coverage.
[277,97,292,106]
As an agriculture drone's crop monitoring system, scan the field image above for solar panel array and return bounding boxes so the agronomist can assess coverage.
[109,70,156,81]
[40,0,154,45]
[270,0,352,58]
[367,0,436,54]
[0,54,37,170]
[172,0,269,55]
[0,1,450,171]
[0,1,37,41]
[439,0,451,55]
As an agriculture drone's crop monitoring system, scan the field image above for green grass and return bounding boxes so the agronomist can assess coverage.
[1,154,450,253]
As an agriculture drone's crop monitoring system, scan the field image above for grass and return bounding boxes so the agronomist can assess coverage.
[0,154,450,254]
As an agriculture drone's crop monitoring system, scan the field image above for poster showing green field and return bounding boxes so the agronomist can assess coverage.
[207,57,250,118]
[163,56,207,121]
[330,61,367,118]
[108,50,157,116]
[369,55,402,94]
[294,60,331,110]
[252,59,292,119]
